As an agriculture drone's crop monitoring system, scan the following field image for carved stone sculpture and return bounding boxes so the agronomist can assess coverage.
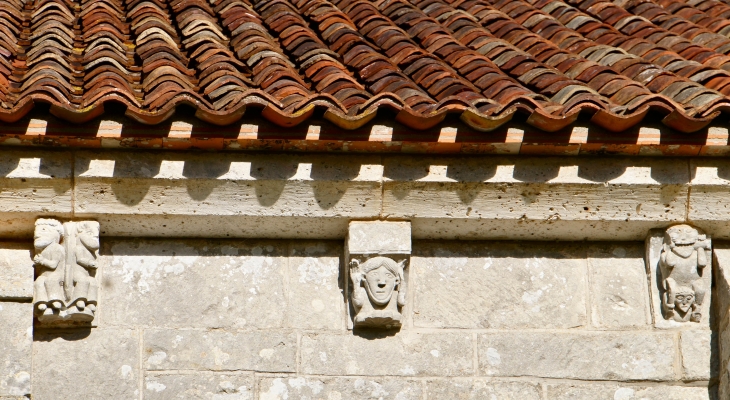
[659,224,711,323]
[346,221,411,330]
[32,219,100,323]
[350,256,406,329]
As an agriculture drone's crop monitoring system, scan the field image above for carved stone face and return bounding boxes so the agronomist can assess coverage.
[364,265,398,306]
[78,223,100,250]
[34,224,60,248]
[675,291,695,313]
[668,225,699,246]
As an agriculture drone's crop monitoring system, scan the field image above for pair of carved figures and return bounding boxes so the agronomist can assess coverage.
[350,257,406,329]
[659,224,711,323]
[33,219,100,323]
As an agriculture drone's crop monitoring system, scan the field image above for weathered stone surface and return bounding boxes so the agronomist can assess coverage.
[101,239,287,329]
[74,152,383,238]
[0,151,73,239]
[144,329,296,372]
[347,222,411,255]
[33,328,139,400]
[426,379,541,399]
[384,156,688,241]
[547,383,712,399]
[689,159,730,238]
[300,332,473,376]
[0,303,31,397]
[478,332,676,380]
[713,244,730,399]
[0,244,32,299]
[286,241,343,330]
[145,372,253,399]
[588,244,650,328]
[681,331,716,381]
[258,376,422,400]
[412,241,587,329]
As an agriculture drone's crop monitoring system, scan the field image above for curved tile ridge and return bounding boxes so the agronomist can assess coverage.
[256,0,370,109]
[348,0,570,132]
[514,0,730,94]
[481,0,730,131]
[529,0,726,84]
[625,0,730,57]
[171,0,251,123]
[78,0,141,118]
[289,0,453,129]
[410,0,619,131]
[662,0,730,39]
[566,0,730,72]
[214,0,318,126]
[126,0,209,122]
[14,0,78,114]
[434,0,672,131]
[330,0,492,107]
[0,0,21,111]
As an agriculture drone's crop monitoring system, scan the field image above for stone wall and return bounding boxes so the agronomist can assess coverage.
[2,238,718,399]
[0,149,727,399]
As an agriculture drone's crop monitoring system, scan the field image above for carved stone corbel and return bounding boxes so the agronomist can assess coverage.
[33,218,100,324]
[346,221,411,330]
[646,224,712,328]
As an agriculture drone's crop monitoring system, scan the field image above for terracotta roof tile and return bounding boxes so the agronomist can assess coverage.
[3,0,730,132]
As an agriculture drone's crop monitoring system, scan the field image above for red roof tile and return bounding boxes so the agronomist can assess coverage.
[2,0,730,132]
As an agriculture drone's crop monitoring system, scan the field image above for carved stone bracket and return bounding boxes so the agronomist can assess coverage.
[346,221,411,330]
[33,218,100,324]
[646,224,712,328]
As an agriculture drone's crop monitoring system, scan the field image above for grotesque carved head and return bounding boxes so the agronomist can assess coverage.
[77,221,100,251]
[665,225,701,247]
[360,257,402,306]
[674,286,696,314]
[34,219,63,249]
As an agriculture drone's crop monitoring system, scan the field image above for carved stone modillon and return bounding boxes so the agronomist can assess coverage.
[658,224,711,323]
[33,218,100,323]
[346,221,411,330]
[350,256,406,329]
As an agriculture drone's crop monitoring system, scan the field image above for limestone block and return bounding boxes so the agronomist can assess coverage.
[144,372,253,399]
[0,303,31,397]
[300,332,473,376]
[425,379,542,399]
[89,215,355,240]
[713,243,730,399]
[346,222,411,330]
[478,332,676,380]
[101,239,286,329]
[347,222,411,255]
[681,331,717,381]
[0,150,73,238]
[0,244,32,299]
[714,245,730,320]
[258,376,423,400]
[412,241,587,329]
[286,241,344,330]
[384,156,688,241]
[688,159,730,238]
[73,151,382,238]
[546,383,712,400]
[646,227,712,329]
[144,329,296,372]
[33,328,139,400]
[588,243,650,328]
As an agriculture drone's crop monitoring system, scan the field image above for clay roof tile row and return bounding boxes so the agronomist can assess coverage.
[2,0,730,132]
